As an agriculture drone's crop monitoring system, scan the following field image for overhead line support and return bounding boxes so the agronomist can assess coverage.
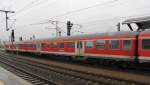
[0,10,15,31]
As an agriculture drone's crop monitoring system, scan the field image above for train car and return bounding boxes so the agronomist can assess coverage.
[122,16,150,63]
[138,31,150,62]
[5,31,138,62]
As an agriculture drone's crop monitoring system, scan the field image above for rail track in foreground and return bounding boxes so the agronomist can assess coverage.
[0,52,148,85]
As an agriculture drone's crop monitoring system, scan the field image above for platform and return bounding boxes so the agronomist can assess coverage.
[0,66,32,85]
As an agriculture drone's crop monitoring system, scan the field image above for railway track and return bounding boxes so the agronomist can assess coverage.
[0,52,148,85]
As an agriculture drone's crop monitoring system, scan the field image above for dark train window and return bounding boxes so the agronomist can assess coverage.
[110,40,120,49]
[96,40,105,49]
[52,42,57,48]
[59,42,64,48]
[33,44,36,48]
[30,44,36,48]
[86,40,93,48]
[67,42,74,48]
[142,39,150,50]
[47,43,51,48]
[123,40,131,50]
[77,41,83,48]
[42,43,50,48]
[41,43,46,48]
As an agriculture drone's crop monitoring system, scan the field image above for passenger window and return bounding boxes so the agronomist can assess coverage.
[59,42,64,48]
[52,42,57,48]
[33,44,36,48]
[96,40,105,49]
[86,40,93,48]
[142,39,150,50]
[41,43,50,48]
[67,42,74,48]
[42,43,46,48]
[110,40,120,49]
[123,40,131,50]
[47,43,51,48]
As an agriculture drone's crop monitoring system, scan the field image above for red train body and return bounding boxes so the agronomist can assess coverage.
[4,31,150,63]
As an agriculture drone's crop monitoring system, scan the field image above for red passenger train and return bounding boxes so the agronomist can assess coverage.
[4,16,150,63]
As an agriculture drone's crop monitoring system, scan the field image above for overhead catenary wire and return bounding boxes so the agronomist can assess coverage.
[0,0,57,27]
[12,0,120,28]
[1,0,122,29]
[81,12,150,25]
[2,0,150,30]
[10,0,51,17]
[37,0,149,25]
[49,0,119,19]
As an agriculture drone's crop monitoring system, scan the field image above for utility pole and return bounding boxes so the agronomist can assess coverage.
[67,21,73,36]
[48,20,61,37]
[116,22,121,31]
[19,37,23,41]
[32,35,35,40]
[0,10,15,31]
[11,29,15,42]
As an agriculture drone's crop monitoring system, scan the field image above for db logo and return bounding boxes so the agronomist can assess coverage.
[0,81,4,85]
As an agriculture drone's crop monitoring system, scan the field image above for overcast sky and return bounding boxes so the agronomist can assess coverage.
[0,0,150,41]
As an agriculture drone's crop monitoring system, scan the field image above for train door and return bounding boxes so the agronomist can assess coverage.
[36,43,41,52]
[76,41,84,56]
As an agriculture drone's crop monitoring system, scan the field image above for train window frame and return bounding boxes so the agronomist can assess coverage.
[109,39,120,49]
[41,43,46,48]
[96,39,105,49]
[123,40,131,50]
[142,38,150,50]
[47,43,51,48]
[59,42,64,48]
[52,42,57,48]
[85,40,94,48]
[67,42,75,48]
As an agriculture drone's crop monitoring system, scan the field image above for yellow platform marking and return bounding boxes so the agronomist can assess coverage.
[0,81,4,85]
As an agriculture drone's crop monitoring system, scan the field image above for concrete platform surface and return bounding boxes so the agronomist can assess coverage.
[0,66,32,85]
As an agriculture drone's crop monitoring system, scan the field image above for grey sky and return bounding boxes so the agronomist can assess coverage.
[0,0,150,41]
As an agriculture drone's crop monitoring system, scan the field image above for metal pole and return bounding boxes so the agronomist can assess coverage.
[5,12,9,31]
[56,21,58,37]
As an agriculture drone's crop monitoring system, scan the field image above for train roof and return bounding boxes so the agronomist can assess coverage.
[47,31,138,40]
[122,16,150,24]
[8,31,138,44]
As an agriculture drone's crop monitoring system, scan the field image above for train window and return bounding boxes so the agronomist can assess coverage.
[30,44,35,48]
[59,42,64,48]
[123,40,131,50]
[42,43,50,48]
[52,42,57,48]
[67,42,74,48]
[77,41,83,48]
[96,40,105,49]
[142,39,150,50]
[41,43,46,48]
[86,40,93,48]
[33,44,36,48]
[47,43,51,48]
[110,40,120,49]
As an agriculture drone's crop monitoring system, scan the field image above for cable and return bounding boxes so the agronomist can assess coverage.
[10,0,49,17]
[0,0,119,27]
[0,0,55,26]
[5,0,150,29]
[13,0,119,27]
[50,0,119,18]
[81,12,150,25]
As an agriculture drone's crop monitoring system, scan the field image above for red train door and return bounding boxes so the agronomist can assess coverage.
[76,41,84,56]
